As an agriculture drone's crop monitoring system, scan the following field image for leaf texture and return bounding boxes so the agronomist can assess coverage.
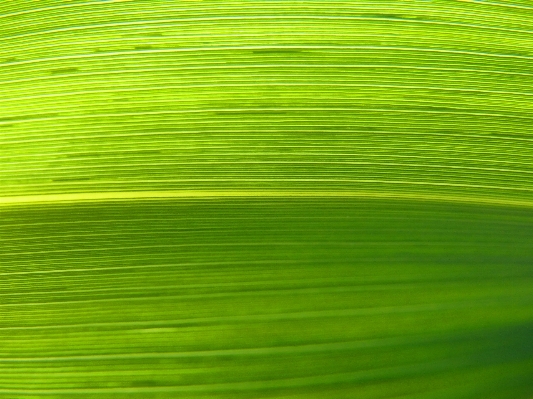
[1,1,533,398]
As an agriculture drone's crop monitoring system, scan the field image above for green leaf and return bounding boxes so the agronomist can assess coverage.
[1,1,532,397]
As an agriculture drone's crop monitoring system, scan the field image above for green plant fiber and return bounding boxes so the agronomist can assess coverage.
[1,0,532,398]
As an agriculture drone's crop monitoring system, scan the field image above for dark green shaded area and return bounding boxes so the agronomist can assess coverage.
[1,198,532,397]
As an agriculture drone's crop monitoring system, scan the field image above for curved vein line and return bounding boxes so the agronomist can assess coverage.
[1,65,531,88]
[1,107,532,128]
[1,82,532,104]
[2,45,533,70]
[2,128,533,149]
[1,190,533,208]
[2,15,533,43]
[0,337,422,363]
[2,161,532,178]
[0,300,480,332]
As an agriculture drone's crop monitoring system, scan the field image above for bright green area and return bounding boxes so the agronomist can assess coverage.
[0,0,533,202]
[1,199,533,397]
[1,0,533,397]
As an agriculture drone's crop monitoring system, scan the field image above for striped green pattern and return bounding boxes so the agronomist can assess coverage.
[1,0,533,397]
